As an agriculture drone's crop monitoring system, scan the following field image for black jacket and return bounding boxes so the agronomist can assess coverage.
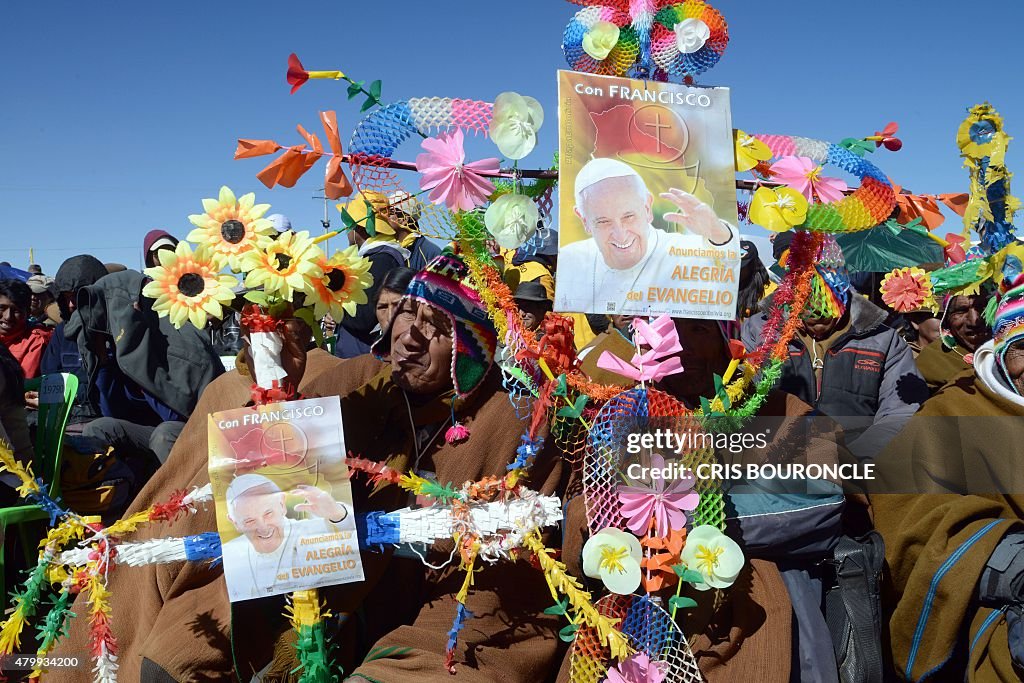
[65,270,223,419]
[742,295,928,460]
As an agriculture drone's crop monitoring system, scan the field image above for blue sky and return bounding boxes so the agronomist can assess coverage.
[2,0,1023,273]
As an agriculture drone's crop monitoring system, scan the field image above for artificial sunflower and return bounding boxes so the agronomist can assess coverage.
[142,242,239,329]
[307,245,374,321]
[240,230,324,301]
[187,186,275,271]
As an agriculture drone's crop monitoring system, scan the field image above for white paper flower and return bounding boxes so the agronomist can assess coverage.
[582,527,643,595]
[489,92,545,160]
[582,20,620,61]
[680,525,744,590]
[485,194,540,249]
[674,18,711,54]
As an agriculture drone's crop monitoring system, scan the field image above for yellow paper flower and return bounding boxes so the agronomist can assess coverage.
[485,193,540,249]
[142,242,238,329]
[880,267,937,313]
[680,525,744,590]
[489,92,545,160]
[307,245,374,321]
[240,230,324,301]
[582,21,620,61]
[749,186,809,232]
[186,186,276,271]
[582,527,642,595]
[734,130,772,172]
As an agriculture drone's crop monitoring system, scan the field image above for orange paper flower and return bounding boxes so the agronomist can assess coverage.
[640,528,686,593]
[880,267,936,313]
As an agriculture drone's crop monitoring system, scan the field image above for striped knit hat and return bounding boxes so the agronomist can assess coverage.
[994,254,1024,388]
[375,252,497,397]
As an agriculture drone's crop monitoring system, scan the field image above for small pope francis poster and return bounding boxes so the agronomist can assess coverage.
[555,70,741,319]
[208,397,364,602]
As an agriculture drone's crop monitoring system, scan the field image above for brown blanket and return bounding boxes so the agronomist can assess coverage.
[915,340,970,394]
[53,350,566,682]
[871,371,1024,681]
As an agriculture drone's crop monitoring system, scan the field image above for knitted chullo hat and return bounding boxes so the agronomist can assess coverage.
[375,252,497,398]
[993,254,1024,391]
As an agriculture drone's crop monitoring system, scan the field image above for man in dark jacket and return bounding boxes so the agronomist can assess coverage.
[67,269,223,472]
[742,236,927,461]
[38,255,110,427]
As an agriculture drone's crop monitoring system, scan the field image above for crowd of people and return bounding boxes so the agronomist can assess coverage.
[0,196,1019,682]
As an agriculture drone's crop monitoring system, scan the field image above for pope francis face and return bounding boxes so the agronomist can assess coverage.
[576,175,654,271]
[230,486,288,554]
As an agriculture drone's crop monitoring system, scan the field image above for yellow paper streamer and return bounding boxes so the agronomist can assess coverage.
[523,532,632,662]
[455,548,478,605]
[0,439,41,498]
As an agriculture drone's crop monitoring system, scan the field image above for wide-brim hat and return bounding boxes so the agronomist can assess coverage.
[512,280,552,304]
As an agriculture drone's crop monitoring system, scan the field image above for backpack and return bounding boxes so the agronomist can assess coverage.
[824,532,887,683]
[59,435,139,522]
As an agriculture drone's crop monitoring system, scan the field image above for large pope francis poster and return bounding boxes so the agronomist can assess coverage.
[555,70,740,319]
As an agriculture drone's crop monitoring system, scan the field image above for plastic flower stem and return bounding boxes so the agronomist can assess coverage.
[537,358,591,430]
[669,567,685,622]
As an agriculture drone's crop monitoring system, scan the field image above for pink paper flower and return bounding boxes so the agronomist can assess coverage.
[604,652,668,683]
[596,315,684,384]
[415,129,499,212]
[618,454,699,538]
[769,156,848,204]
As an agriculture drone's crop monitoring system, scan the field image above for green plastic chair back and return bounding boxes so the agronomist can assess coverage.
[32,373,78,499]
[0,373,77,599]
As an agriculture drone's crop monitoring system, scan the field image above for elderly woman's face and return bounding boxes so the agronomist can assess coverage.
[1003,341,1024,394]
[390,299,454,394]
[375,289,405,332]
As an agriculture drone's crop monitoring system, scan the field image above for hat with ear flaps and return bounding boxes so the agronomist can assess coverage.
[374,252,498,399]
[992,251,1024,391]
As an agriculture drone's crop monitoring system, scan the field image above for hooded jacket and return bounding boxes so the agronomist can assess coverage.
[64,269,223,419]
[40,255,111,423]
[741,294,927,461]
[142,229,178,267]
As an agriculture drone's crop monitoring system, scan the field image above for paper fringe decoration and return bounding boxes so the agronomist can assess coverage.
[750,134,896,234]
[287,589,339,683]
[31,588,76,680]
[0,548,52,655]
[524,531,632,662]
[958,103,1020,254]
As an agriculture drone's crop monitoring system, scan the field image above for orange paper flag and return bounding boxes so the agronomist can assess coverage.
[320,111,352,199]
[234,139,283,159]
[240,113,353,195]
